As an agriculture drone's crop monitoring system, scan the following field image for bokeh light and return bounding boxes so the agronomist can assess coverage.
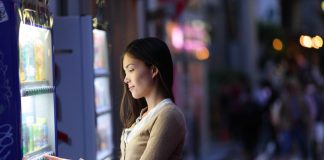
[299,35,313,48]
[312,35,323,49]
[272,38,283,51]
[195,47,209,60]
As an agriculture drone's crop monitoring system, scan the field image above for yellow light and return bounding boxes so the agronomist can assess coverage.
[272,38,283,51]
[321,1,324,11]
[195,47,209,60]
[312,35,323,49]
[300,35,313,48]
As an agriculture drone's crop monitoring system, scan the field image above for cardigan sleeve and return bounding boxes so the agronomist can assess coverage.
[140,107,186,160]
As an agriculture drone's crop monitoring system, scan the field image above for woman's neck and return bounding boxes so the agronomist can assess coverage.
[145,93,166,112]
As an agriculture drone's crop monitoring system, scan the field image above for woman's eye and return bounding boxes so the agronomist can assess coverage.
[128,68,134,72]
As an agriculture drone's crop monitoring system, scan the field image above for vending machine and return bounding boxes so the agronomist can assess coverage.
[0,0,56,159]
[53,16,113,160]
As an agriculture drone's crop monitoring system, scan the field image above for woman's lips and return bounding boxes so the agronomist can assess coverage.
[129,86,134,91]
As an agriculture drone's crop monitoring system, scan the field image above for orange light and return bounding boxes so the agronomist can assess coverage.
[272,38,283,51]
[195,47,209,60]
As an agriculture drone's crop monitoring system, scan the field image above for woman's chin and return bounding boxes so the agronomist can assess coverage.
[132,94,146,100]
[131,93,141,99]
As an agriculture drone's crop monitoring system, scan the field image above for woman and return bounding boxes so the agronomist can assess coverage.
[45,37,186,160]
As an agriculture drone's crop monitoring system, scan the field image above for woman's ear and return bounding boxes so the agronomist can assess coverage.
[151,66,159,78]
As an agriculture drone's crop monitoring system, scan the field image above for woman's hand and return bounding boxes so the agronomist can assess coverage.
[43,154,68,160]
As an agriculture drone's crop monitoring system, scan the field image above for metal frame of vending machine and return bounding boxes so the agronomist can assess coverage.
[0,0,57,159]
[54,16,114,160]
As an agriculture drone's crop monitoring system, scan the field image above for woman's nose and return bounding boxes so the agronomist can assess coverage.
[124,76,129,84]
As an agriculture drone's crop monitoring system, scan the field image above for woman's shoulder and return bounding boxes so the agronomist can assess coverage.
[157,103,186,124]
[160,102,182,113]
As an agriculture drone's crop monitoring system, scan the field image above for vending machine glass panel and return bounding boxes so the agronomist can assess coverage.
[19,23,56,159]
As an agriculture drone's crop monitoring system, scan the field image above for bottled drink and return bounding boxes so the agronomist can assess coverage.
[37,117,48,147]
[34,40,45,81]
[26,116,34,153]
[21,41,36,81]
[32,123,41,151]
[19,48,26,82]
[21,123,29,155]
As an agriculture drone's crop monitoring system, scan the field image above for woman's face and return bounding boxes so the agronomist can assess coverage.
[123,53,155,99]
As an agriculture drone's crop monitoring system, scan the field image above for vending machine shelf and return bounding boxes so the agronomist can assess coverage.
[21,86,55,97]
[95,68,109,77]
[96,106,112,116]
[23,145,54,160]
[21,80,51,87]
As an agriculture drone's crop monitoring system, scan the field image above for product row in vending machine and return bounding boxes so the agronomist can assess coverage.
[53,16,114,160]
[0,0,57,159]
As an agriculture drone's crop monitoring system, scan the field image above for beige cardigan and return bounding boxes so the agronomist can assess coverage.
[120,101,186,160]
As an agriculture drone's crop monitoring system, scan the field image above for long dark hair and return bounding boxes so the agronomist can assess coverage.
[120,37,174,128]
